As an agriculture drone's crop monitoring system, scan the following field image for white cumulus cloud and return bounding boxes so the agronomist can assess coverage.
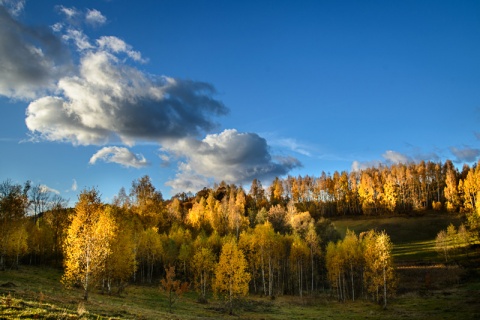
[164,129,302,193]
[97,36,145,62]
[62,28,94,51]
[86,9,106,27]
[25,50,227,145]
[57,5,79,20]
[89,146,149,168]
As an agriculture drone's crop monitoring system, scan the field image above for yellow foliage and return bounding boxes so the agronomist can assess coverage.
[187,198,206,229]
[6,224,28,264]
[362,230,396,308]
[62,188,117,300]
[214,239,250,314]
[191,247,216,299]
[103,211,137,292]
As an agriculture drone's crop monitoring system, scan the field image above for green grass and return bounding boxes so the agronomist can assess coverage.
[332,212,464,263]
[1,266,479,320]
[332,212,463,242]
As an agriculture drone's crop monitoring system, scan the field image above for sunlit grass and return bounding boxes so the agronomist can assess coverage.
[1,262,479,319]
[392,240,438,262]
[332,213,464,264]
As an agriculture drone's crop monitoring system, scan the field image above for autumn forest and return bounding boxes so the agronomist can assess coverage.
[1,159,480,316]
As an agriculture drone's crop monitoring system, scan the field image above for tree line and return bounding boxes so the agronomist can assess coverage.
[1,159,479,308]
[274,160,479,216]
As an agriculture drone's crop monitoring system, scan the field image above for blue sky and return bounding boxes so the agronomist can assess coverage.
[0,0,479,203]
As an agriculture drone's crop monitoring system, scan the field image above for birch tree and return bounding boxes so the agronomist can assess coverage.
[363,230,396,309]
[62,188,116,301]
[191,247,216,302]
[214,239,250,315]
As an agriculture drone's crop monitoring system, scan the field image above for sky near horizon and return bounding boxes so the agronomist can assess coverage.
[0,0,479,203]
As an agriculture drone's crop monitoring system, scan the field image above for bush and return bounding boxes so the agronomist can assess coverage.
[432,201,442,211]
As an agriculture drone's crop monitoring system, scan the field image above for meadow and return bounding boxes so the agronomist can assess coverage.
[1,213,479,319]
[332,212,464,263]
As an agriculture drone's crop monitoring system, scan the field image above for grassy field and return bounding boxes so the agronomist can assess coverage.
[1,213,479,319]
[332,212,464,263]
[1,265,479,320]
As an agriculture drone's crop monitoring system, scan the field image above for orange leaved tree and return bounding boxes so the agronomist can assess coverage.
[160,265,189,313]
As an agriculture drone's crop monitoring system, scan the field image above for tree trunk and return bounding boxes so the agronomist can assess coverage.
[229,277,233,315]
[268,256,273,297]
[299,261,303,298]
[350,263,355,301]
[252,266,257,293]
[84,258,90,301]
[261,252,266,296]
[383,264,387,309]
[337,273,341,301]
[201,272,205,299]
[311,249,314,293]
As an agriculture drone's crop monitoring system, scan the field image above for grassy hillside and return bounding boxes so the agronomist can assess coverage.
[1,213,479,319]
[1,265,479,319]
[332,212,464,263]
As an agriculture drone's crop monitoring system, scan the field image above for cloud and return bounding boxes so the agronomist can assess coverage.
[164,129,302,193]
[57,6,106,28]
[71,179,77,191]
[158,153,171,167]
[25,50,227,145]
[403,144,441,162]
[412,151,441,162]
[3,4,298,193]
[65,178,77,193]
[97,36,145,62]
[450,146,480,163]
[86,9,106,27]
[89,146,149,168]
[0,6,72,99]
[351,160,382,172]
[353,147,443,172]
[0,0,25,16]
[57,5,80,20]
[62,28,94,51]
[39,184,60,195]
[165,163,210,194]
[382,150,411,164]
[14,5,225,146]
[382,149,441,165]
[272,138,312,156]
